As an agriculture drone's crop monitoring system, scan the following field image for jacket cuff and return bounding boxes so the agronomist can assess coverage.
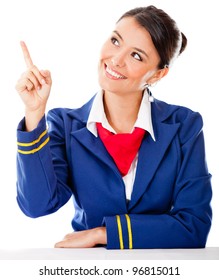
[104,214,133,249]
[17,116,49,155]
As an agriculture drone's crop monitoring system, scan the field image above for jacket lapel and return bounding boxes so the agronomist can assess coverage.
[128,101,180,210]
[71,127,121,178]
[67,96,121,178]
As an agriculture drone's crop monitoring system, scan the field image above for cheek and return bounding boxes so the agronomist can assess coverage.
[127,65,149,81]
[138,69,156,83]
[99,42,111,61]
[98,48,107,71]
[98,49,106,77]
[98,51,104,68]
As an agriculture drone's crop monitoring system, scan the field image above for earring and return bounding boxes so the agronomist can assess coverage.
[145,85,154,102]
[148,91,154,102]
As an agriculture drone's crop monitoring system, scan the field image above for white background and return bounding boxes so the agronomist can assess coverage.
[0,0,218,249]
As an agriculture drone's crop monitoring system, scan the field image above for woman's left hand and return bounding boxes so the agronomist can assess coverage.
[54,227,107,248]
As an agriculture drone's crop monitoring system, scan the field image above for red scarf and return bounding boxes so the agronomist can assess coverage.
[96,122,146,176]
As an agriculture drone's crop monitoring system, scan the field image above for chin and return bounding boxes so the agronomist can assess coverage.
[99,81,120,94]
[98,76,122,94]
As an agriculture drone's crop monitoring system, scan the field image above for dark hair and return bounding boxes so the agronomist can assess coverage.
[118,5,187,68]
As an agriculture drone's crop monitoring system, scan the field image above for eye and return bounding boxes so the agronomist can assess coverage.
[111,37,120,46]
[132,52,142,61]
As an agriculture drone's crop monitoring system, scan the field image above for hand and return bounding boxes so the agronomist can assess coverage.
[54,227,107,248]
[16,41,52,112]
[15,41,52,130]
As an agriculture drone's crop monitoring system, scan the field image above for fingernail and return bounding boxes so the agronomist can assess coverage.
[37,86,41,91]
[41,79,46,85]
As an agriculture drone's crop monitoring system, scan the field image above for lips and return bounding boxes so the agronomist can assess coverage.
[105,65,127,80]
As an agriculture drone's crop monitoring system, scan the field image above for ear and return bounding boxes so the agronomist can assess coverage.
[147,67,169,85]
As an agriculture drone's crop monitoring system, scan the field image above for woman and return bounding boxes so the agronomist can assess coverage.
[16,5,212,249]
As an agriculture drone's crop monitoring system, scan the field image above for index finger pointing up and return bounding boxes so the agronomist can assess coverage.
[20,41,34,68]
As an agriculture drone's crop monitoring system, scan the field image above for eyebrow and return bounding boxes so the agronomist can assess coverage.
[113,30,149,58]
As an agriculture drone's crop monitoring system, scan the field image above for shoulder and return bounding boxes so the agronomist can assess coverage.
[45,95,96,136]
[152,99,204,143]
[47,94,96,124]
[153,98,203,124]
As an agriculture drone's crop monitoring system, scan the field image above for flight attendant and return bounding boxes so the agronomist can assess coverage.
[16,5,212,249]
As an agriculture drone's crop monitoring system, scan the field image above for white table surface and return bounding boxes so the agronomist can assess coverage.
[0,247,218,260]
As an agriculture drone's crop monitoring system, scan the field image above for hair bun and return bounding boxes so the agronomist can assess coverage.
[179,32,187,55]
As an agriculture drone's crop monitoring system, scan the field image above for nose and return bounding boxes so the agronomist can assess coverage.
[111,51,126,67]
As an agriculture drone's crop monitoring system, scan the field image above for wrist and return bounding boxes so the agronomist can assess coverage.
[94,227,107,245]
[25,107,46,132]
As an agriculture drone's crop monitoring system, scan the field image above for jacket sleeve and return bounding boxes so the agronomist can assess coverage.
[104,111,212,249]
[16,113,72,218]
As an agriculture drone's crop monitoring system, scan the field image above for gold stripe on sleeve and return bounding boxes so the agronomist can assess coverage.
[17,137,50,154]
[125,214,133,249]
[116,215,124,249]
[17,129,48,147]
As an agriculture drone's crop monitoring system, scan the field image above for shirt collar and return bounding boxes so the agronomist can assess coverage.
[86,89,156,141]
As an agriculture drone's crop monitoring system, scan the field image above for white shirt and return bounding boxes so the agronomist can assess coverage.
[87,90,155,200]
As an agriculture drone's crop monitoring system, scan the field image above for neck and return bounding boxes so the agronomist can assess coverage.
[103,90,143,133]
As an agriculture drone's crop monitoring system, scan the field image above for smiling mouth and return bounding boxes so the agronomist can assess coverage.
[105,65,127,79]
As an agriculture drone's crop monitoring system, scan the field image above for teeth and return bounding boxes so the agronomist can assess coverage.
[106,66,125,79]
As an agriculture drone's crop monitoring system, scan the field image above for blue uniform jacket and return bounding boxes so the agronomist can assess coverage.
[16,96,212,249]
